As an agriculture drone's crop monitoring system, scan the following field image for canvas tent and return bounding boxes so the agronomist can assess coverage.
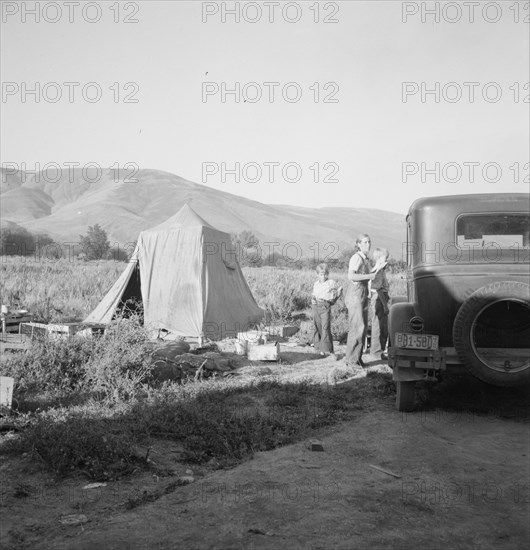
[84,204,264,340]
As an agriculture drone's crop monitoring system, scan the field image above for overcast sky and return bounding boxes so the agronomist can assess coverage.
[1,0,529,213]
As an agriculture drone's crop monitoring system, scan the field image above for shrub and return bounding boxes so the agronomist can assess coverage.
[1,336,96,396]
[243,267,313,322]
[79,224,111,260]
[1,315,153,404]
[83,316,154,402]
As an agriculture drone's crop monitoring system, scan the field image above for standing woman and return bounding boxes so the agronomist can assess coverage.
[344,234,383,367]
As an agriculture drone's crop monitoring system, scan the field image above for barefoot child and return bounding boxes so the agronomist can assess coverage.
[311,263,342,357]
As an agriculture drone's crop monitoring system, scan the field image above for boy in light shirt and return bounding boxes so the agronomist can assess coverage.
[311,263,342,358]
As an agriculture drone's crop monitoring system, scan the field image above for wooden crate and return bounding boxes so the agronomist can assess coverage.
[0,333,31,352]
[268,325,299,338]
[1,314,33,334]
[19,322,102,341]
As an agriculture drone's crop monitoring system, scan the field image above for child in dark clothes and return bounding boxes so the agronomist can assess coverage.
[370,248,390,360]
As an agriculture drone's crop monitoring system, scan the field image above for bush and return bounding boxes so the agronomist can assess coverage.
[83,316,154,402]
[244,268,313,322]
[79,224,111,260]
[1,315,153,404]
[1,336,96,396]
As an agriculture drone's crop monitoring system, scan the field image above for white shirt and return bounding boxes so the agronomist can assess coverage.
[312,279,339,301]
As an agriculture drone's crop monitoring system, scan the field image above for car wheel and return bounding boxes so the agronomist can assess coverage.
[396,381,415,411]
[453,281,530,386]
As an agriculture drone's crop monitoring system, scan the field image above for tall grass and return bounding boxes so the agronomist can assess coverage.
[0,256,406,323]
[243,265,407,330]
[0,256,123,322]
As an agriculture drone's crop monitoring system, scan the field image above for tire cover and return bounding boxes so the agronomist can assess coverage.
[453,281,530,386]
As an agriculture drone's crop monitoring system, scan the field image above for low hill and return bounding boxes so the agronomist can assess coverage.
[0,167,406,260]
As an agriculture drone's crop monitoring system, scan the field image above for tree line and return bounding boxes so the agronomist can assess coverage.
[231,230,406,272]
[0,224,128,261]
[1,226,406,271]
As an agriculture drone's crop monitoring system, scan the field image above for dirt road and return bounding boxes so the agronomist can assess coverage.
[3,391,528,550]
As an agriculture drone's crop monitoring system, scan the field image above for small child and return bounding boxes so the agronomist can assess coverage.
[370,248,390,359]
[311,263,342,357]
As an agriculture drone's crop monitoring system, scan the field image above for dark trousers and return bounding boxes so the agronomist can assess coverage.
[312,302,334,353]
[371,297,389,354]
[345,285,368,365]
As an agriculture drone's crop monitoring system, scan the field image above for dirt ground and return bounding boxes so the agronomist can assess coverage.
[1,345,529,550]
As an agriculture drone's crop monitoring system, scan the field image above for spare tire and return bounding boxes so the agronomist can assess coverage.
[453,281,530,386]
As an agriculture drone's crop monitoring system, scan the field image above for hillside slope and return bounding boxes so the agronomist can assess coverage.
[0,167,406,259]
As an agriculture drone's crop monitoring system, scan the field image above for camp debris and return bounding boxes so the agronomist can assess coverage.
[19,322,104,341]
[151,351,235,383]
[0,307,33,334]
[84,204,264,341]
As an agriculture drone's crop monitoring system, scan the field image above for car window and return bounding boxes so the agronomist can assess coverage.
[456,213,530,249]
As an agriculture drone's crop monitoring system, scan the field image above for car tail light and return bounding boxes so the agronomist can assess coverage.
[409,316,424,332]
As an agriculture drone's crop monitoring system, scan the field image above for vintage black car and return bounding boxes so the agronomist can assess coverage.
[388,193,530,411]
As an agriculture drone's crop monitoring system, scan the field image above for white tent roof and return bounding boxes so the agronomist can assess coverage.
[84,204,264,339]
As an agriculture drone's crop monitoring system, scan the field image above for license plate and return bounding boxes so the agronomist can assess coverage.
[395,332,439,350]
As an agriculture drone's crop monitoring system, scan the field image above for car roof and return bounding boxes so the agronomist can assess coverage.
[408,193,530,218]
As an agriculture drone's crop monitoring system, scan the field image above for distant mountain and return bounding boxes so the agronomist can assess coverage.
[0,167,406,260]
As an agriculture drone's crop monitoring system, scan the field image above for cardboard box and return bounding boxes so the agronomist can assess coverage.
[247,342,280,361]
[268,325,299,338]
[1,314,33,334]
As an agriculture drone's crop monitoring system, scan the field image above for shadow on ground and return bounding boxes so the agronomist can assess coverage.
[415,373,530,421]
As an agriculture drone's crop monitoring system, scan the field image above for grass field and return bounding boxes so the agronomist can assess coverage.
[0,257,124,322]
[0,257,407,323]
[0,256,406,482]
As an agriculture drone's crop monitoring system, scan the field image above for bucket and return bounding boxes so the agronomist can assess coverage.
[1,305,9,315]
[234,340,248,356]
[0,376,14,409]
